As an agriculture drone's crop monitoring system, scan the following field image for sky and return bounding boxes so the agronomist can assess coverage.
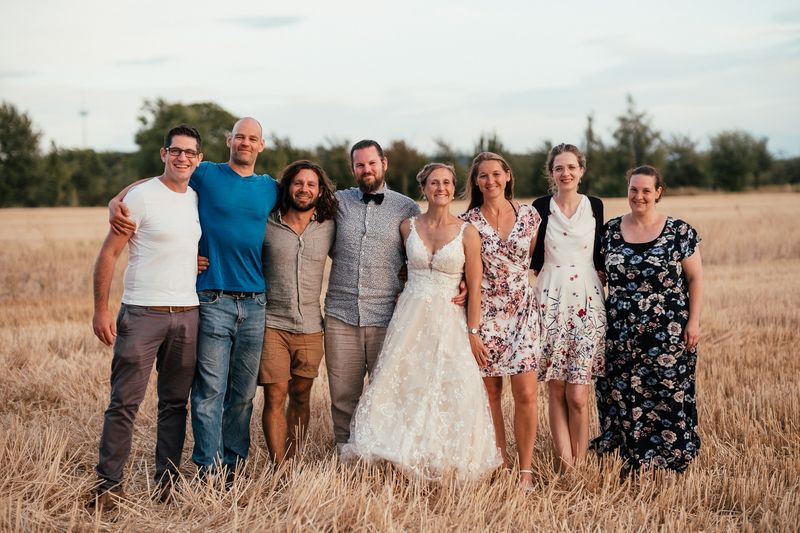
[1,0,799,157]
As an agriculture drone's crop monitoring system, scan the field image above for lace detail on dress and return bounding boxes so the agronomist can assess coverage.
[342,217,502,481]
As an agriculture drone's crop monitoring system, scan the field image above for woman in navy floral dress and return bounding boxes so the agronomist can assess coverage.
[591,166,704,473]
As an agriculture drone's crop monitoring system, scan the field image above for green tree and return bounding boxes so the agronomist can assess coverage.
[582,113,612,196]
[0,101,41,206]
[612,95,665,176]
[134,99,238,177]
[708,130,772,191]
[259,135,314,179]
[33,142,72,206]
[664,134,708,189]
[431,138,468,194]
[473,131,507,155]
[33,146,137,206]
[764,156,800,185]
[522,141,551,198]
[385,140,427,198]
[314,138,352,190]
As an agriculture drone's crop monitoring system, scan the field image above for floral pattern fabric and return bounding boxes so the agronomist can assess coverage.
[591,216,702,472]
[535,195,606,384]
[461,204,542,377]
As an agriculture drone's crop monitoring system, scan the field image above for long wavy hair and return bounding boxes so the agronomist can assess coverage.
[276,160,338,222]
[463,151,514,211]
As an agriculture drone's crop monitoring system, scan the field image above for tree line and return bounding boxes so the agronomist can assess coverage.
[1,96,798,207]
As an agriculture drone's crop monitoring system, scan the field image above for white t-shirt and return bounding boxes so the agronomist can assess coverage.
[121,177,202,306]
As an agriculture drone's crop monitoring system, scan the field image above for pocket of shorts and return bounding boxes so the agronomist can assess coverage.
[198,291,220,305]
[255,293,267,307]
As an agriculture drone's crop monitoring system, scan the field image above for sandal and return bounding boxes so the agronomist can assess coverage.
[519,469,534,493]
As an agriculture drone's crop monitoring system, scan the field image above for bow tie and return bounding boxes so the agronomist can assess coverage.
[362,192,385,205]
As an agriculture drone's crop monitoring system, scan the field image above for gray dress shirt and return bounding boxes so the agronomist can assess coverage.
[263,211,335,333]
[324,186,421,327]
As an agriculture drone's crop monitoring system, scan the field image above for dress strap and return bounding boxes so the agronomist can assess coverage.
[409,216,417,230]
[457,221,469,238]
[508,199,518,217]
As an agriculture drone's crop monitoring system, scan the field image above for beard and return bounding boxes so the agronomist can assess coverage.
[357,172,385,193]
[289,195,318,212]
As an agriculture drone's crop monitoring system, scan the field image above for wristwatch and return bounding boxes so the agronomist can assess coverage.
[468,326,480,335]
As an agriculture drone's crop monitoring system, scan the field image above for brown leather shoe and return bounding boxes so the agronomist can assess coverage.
[155,479,178,503]
[87,489,126,513]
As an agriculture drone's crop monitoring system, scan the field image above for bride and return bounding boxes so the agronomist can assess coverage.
[342,162,502,481]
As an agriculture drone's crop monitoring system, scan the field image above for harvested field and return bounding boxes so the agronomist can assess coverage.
[0,192,798,531]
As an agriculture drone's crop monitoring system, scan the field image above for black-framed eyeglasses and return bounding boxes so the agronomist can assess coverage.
[166,147,200,159]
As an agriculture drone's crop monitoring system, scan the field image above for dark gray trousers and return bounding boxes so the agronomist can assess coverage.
[96,304,198,491]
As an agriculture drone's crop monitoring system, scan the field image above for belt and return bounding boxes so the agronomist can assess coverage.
[145,305,198,313]
[220,290,260,299]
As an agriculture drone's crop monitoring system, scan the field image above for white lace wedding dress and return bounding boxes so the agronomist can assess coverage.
[342,218,502,481]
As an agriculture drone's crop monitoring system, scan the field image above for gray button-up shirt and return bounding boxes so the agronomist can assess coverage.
[325,187,421,327]
[263,211,335,333]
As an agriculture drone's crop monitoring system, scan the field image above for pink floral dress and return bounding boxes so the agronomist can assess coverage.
[461,204,542,377]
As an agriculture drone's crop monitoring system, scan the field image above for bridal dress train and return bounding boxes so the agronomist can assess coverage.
[342,218,502,481]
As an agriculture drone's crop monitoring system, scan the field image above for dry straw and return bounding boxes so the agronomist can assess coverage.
[0,193,798,531]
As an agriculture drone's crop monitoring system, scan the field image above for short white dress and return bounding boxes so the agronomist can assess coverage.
[534,195,606,384]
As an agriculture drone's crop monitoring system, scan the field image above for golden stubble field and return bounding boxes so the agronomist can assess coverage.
[0,193,798,532]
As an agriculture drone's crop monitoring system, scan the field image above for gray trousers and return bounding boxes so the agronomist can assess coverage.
[96,304,198,491]
[324,316,387,443]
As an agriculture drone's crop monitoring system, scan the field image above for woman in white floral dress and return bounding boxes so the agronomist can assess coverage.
[532,143,606,471]
[461,152,542,490]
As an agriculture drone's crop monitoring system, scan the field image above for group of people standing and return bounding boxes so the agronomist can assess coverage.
[89,118,704,510]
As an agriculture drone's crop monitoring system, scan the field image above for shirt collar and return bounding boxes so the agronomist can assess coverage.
[357,184,388,202]
[276,209,317,226]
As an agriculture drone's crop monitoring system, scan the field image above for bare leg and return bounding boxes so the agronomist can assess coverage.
[547,380,573,472]
[483,376,509,467]
[286,376,314,460]
[565,383,590,463]
[262,382,289,464]
[510,372,538,487]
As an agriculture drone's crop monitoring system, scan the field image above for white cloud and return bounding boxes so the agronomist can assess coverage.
[1,0,798,155]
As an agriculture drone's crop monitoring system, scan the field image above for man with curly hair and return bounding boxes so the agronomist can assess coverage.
[258,160,337,464]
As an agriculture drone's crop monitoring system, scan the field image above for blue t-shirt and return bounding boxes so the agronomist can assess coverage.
[190,161,278,292]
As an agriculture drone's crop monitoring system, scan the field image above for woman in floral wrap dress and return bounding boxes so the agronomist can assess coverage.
[461,152,542,490]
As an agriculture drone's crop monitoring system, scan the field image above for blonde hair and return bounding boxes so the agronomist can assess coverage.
[416,162,456,187]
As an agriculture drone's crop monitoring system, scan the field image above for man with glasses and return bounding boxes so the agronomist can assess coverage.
[109,117,278,483]
[91,125,203,510]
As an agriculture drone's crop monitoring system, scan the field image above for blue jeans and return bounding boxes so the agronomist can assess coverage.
[190,291,266,470]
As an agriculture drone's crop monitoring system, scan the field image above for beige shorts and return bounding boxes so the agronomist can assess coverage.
[258,328,324,384]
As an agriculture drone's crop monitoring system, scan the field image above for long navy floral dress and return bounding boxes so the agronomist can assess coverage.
[591,216,701,472]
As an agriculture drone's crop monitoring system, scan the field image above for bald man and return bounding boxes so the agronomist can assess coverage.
[110,118,279,480]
